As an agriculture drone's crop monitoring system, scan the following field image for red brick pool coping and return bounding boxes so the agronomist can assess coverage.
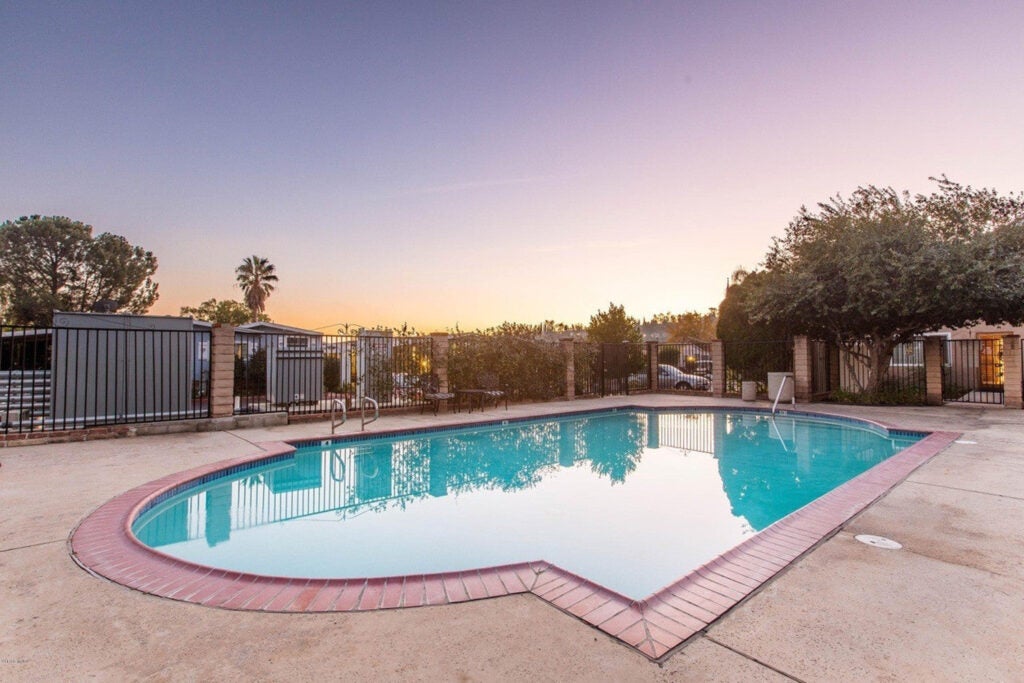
[69,416,959,662]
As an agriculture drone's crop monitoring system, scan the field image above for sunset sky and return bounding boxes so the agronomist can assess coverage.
[3,2,1023,332]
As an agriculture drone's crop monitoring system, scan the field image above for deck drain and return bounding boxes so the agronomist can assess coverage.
[955,440,977,445]
[855,534,902,550]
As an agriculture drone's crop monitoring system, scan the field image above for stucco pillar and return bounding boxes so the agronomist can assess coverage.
[924,336,944,406]
[711,340,725,398]
[430,332,450,392]
[793,335,813,402]
[209,325,236,418]
[1002,335,1022,409]
[561,338,575,400]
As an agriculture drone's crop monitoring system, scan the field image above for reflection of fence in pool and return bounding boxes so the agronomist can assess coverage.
[136,414,651,546]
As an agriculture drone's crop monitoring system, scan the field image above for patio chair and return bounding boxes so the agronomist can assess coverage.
[420,374,455,415]
[477,372,508,410]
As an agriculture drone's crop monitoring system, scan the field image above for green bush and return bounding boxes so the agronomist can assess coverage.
[448,335,566,401]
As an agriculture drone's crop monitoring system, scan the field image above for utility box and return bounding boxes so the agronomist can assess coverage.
[768,372,795,403]
[266,347,323,405]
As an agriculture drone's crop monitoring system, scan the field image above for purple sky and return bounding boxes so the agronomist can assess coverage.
[3,1,1023,331]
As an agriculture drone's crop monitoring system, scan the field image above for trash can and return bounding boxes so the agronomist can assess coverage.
[741,381,758,401]
[767,372,794,403]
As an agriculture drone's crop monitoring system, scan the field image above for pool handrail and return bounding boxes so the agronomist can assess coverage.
[331,398,347,434]
[361,396,379,430]
[771,375,794,415]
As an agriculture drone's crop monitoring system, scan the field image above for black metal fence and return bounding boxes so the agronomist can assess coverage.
[657,341,713,391]
[233,332,435,415]
[832,340,928,404]
[884,339,928,402]
[722,340,794,396]
[574,342,601,397]
[1,324,211,433]
[944,338,1004,405]
[571,342,650,396]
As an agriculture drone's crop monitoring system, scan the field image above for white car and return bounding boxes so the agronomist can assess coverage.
[656,364,711,391]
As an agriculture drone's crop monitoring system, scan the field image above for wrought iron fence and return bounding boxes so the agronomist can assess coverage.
[569,342,650,396]
[833,340,927,404]
[722,340,794,396]
[618,343,650,393]
[1,323,211,433]
[657,342,713,391]
[233,332,434,415]
[943,338,1004,405]
[573,342,601,397]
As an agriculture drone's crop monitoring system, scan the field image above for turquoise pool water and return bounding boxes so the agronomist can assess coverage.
[132,409,921,598]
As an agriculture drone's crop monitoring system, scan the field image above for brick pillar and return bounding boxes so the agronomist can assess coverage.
[793,335,813,402]
[1002,335,1022,409]
[924,336,944,406]
[712,340,725,398]
[431,332,450,392]
[561,338,575,400]
[209,325,236,418]
[648,342,659,391]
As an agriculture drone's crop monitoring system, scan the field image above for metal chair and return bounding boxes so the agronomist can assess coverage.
[420,374,455,415]
[477,372,508,410]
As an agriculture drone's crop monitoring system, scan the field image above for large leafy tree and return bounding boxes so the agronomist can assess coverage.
[180,298,269,325]
[587,302,643,343]
[0,215,158,325]
[750,178,1024,393]
[234,255,278,322]
[716,271,791,343]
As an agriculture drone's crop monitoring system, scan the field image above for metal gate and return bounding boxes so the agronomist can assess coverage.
[599,343,648,396]
[943,339,1004,405]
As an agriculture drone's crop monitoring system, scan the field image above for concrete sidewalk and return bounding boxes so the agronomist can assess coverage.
[1,396,1022,681]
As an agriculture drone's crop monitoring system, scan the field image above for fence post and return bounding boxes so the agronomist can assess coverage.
[924,336,944,406]
[562,338,575,400]
[793,335,813,402]
[1002,335,1022,409]
[209,325,236,418]
[712,340,725,398]
[648,342,659,390]
[431,332,450,392]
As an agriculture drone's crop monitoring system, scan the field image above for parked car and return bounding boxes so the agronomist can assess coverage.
[645,364,711,391]
[628,364,711,391]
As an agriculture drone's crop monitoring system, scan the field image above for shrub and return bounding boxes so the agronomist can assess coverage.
[448,335,566,401]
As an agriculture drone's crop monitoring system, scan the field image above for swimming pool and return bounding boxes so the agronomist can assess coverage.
[72,406,955,660]
[132,409,919,597]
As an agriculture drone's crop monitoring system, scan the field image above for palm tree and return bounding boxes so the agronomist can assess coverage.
[235,255,278,322]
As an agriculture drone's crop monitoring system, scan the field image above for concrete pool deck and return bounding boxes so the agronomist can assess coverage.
[2,395,1022,680]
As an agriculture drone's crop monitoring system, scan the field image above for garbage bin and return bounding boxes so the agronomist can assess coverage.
[741,381,758,401]
[767,372,794,403]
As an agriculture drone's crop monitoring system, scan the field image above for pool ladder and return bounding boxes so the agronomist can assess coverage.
[331,396,380,434]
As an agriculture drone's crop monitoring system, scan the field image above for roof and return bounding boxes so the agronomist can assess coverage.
[235,322,323,336]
